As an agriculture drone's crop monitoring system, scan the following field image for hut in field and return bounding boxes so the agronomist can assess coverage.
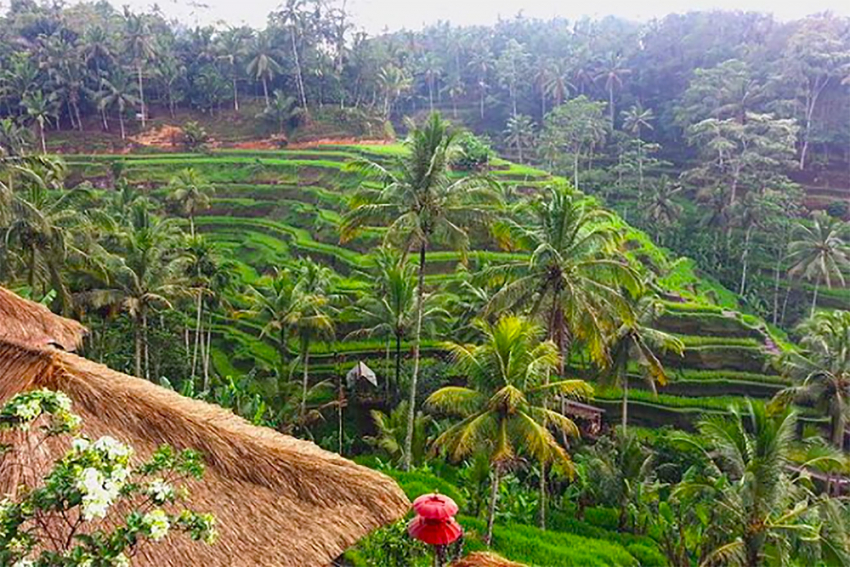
[0,287,409,566]
[451,552,526,567]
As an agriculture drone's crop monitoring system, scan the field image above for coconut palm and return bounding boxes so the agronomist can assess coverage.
[595,53,631,125]
[776,310,850,447]
[257,90,302,135]
[217,27,251,112]
[377,65,412,120]
[342,112,498,471]
[277,0,310,112]
[426,315,592,545]
[0,118,31,157]
[246,32,282,107]
[348,250,449,400]
[643,176,682,243]
[243,268,300,374]
[366,400,433,467]
[788,212,850,316]
[504,114,536,164]
[98,72,140,140]
[21,91,57,154]
[291,257,337,422]
[678,402,847,567]
[168,168,214,236]
[488,183,640,370]
[545,58,575,107]
[622,103,655,192]
[603,292,684,432]
[123,9,156,128]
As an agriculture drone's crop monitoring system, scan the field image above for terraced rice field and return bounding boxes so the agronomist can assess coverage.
[65,145,811,429]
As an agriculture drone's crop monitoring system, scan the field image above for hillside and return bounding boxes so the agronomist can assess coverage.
[63,145,817,433]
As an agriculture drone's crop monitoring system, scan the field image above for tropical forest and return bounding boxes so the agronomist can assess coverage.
[0,1,850,566]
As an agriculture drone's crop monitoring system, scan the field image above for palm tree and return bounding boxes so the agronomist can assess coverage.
[595,53,631,125]
[788,212,850,316]
[621,103,655,192]
[243,268,300,374]
[21,91,57,154]
[377,65,411,120]
[257,90,302,135]
[545,59,575,107]
[91,202,187,379]
[488,183,640,370]
[678,402,846,567]
[277,0,310,112]
[123,9,156,128]
[367,401,433,467]
[98,72,140,140]
[168,168,214,236]
[348,250,449,400]
[2,160,93,310]
[246,32,282,107]
[426,315,592,545]
[342,112,498,471]
[776,311,850,447]
[418,53,442,112]
[217,27,251,112]
[603,292,684,432]
[504,114,536,164]
[291,257,336,423]
[643,176,682,244]
[0,118,32,157]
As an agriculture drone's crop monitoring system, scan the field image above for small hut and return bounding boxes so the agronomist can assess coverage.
[0,287,409,566]
[451,552,526,567]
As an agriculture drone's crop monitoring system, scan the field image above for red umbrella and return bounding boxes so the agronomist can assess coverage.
[407,515,463,546]
[412,493,459,521]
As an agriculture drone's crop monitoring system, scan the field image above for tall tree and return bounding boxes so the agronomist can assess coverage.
[21,91,57,154]
[427,315,592,545]
[168,168,214,236]
[246,32,282,107]
[123,9,156,129]
[98,72,139,140]
[788,212,850,316]
[488,183,640,369]
[595,53,631,125]
[503,114,535,164]
[342,112,497,470]
[539,97,608,189]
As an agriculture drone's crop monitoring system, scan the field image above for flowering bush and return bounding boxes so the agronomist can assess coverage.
[0,389,216,566]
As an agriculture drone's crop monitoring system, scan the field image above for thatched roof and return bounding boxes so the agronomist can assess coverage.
[0,338,409,566]
[0,287,86,351]
[451,552,526,567]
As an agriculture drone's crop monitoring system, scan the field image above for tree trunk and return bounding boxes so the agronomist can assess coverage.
[403,242,427,472]
[622,376,629,433]
[278,326,288,373]
[262,78,270,107]
[395,333,402,401]
[573,152,580,190]
[137,64,146,129]
[143,309,150,380]
[772,253,783,326]
[291,31,308,113]
[233,75,239,112]
[811,278,820,317]
[119,112,126,140]
[134,315,143,378]
[485,463,502,546]
[300,338,310,421]
[832,403,845,448]
[192,291,203,380]
[739,225,753,295]
[539,461,547,530]
[203,317,212,388]
[39,123,46,154]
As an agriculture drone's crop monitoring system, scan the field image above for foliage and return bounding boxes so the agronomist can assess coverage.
[0,390,215,566]
[452,132,493,171]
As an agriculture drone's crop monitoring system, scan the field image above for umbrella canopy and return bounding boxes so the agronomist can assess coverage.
[413,493,459,521]
[408,515,463,546]
[346,360,378,388]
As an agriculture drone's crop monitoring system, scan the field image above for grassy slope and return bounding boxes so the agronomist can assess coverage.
[66,145,794,426]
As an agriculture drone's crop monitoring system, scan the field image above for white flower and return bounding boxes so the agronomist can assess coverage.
[144,509,170,541]
[53,391,72,411]
[111,465,130,484]
[93,436,132,460]
[76,467,120,521]
[111,553,130,567]
[78,558,93,567]
[12,559,34,567]
[147,479,174,503]
[72,437,91,453]
[14,399,41,421]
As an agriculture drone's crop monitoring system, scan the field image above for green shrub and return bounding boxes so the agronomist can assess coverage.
[453,132,493,171]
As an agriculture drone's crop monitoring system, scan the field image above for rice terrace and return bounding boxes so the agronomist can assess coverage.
[1,1,850,566]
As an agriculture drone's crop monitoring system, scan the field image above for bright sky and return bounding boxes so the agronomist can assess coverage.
[10,0,850,33]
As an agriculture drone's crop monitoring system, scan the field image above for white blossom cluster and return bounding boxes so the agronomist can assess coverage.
[72,436,133,521]
[147,479,175,504]
[144,509,171,541]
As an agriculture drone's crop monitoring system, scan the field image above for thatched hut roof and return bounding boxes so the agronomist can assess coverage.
[0,338,409,566]
[0,287,87,351]
[451,552,526,567]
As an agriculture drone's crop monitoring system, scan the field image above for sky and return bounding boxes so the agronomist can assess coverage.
[19,0,850,33]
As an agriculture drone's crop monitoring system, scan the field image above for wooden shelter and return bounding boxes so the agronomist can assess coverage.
[0,288,409,566]
[451,552,526,567]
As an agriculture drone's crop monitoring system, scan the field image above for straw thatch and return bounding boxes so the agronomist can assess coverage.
[0,287,86,351]
[0,338,409,566]
[451,552,526,567]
